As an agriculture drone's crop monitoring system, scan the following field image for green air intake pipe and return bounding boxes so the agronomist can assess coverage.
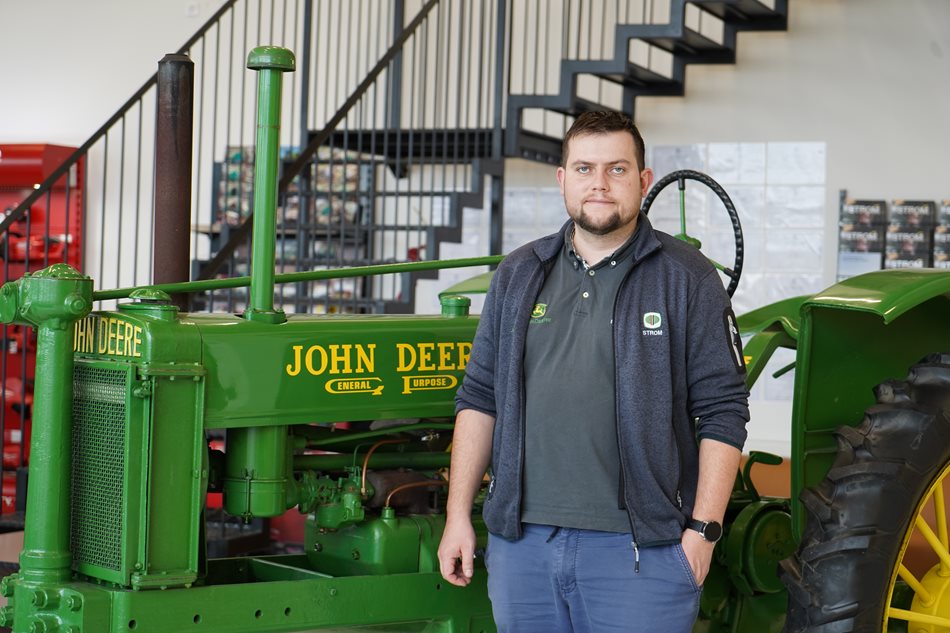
[244,45,295,325]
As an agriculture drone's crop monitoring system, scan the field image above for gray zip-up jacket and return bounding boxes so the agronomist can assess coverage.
[455,216,750,546]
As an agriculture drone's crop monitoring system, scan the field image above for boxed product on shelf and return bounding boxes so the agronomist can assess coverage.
[885,199,936,269]
[933,200,950,269]
[885,229,932,268]
[888,199,936,231]
[837,198,886,280]
[839,199,886,231]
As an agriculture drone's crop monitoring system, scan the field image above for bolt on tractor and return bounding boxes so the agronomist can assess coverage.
[1,46,949,633]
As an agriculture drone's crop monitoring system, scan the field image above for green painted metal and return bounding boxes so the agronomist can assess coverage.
[293,421,456,448]
[245,46,295,325]
[804,267,950,324]
[93,256,506,302]
[735,295,806,340]
[23,39,950,633]
[294,451,451,472]
[191,312,480,428]
[439,295,471,317]
[224,426,292,519]
[0,266,92,594]
[305,513,488,578]
[438,271,494,297]
[787,293,950,537]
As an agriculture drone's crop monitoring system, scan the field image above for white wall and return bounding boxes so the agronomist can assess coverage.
[0,0,227,145]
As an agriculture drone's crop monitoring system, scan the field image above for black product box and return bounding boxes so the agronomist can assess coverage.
[887,199,936,232]
[837,199,886,279]
[838,227,885,253]
[885,230,932,268]
[839,199,886,231]
[936,200,950,227]
[934,230,950,269]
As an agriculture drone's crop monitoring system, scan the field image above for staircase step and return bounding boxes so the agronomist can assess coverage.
[597,63,685,97]
[637,25,736,64]
[547,95,614,119]
[692,0,788,30]
[305,128,496,163]
[509,128,563,165]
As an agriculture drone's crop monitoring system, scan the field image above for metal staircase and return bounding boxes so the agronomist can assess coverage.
[3,0,788,314]
[0,0,788,504]
[507,0,788,163]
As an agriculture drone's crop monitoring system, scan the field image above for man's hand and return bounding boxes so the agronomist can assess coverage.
[680,528,715,586]
[438,518,478,586]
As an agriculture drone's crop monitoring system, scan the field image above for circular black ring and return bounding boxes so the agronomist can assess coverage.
[641,169,744,297]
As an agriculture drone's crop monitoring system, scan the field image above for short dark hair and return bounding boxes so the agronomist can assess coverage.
[561,111,646,171]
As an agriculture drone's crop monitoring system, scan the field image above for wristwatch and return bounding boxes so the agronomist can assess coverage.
[686,518,723,543]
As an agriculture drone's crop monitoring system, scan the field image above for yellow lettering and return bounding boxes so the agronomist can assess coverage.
[123,322,133,356]
[97,317,108,354]
[132,326,142,357]
[355,344,376,374]
[329,344,352,375]
[306,345,327,375]
[107,318,118,355]
[84,318,94,353]
[286,345,303,376]
[115,318,125,354]
[458,342,471,371]
[396,343,416,372]
[412,377,448,388]
[417,343,435,371]
[437,342,455,370]
[73,320,82,352]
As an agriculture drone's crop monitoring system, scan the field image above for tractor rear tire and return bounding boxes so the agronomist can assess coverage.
[781,352,950,633]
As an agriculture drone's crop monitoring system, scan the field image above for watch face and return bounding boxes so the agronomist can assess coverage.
[703,521,723,542]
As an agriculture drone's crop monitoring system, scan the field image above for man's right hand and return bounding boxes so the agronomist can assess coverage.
[438,518,478,586]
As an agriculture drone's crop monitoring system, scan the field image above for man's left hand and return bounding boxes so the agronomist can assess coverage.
[680,528,715,586]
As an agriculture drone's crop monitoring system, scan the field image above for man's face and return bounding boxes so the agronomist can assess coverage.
[556,131,654,238]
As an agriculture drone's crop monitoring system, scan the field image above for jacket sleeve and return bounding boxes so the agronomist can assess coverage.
[685,269,750,449]
[455,270,503,417]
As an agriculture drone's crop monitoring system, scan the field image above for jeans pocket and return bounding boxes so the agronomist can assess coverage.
[673,543,703,593]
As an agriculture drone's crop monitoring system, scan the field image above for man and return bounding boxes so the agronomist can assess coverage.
[437,111,749,632]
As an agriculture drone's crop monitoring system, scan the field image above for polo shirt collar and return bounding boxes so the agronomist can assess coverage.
[565,221,641,270]
[531,214,663,266]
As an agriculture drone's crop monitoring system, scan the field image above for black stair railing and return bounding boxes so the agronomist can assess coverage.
[505,0,788,162]
[200,0,508,314]
[2,0,410,306]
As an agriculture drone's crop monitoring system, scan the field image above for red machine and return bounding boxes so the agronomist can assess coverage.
[0,144,83,512]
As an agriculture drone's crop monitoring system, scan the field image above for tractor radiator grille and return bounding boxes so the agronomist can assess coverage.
[70,364,126,572]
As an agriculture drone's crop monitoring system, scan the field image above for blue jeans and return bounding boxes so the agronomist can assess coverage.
[486,524,701,633]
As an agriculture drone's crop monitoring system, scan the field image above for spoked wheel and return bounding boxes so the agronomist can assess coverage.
[782,353,950,633]
[640,169,744,297]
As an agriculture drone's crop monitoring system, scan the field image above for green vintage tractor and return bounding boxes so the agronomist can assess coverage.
[640,170,950,631]
[1,45,948,633]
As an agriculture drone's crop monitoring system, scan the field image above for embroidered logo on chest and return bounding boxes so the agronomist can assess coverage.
[530,302,552,325]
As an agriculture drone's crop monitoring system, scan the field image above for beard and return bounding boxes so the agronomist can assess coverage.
[568,205,634,236]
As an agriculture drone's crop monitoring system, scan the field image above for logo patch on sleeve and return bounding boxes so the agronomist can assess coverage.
[642,311,664,336]
[724,308,746,373]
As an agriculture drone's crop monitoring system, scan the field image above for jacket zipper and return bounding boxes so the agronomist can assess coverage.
[612,266,642,573]
[515,263,546,540]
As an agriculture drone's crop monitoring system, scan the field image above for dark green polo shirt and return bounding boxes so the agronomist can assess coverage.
[521,223,638,533]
